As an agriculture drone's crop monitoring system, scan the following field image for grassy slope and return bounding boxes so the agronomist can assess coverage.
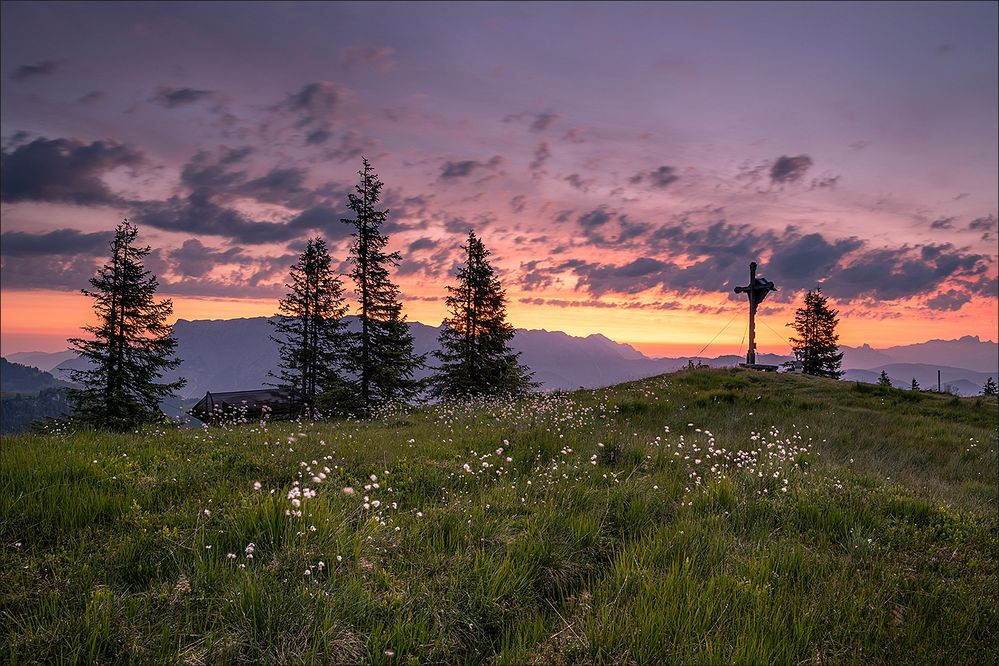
[1,368,996,664]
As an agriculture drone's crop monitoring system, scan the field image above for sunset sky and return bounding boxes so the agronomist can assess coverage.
[1,1,996,357]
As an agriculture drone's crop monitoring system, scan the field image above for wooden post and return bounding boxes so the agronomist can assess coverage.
[734,261,776,370]
[747,262,757,365]
[938,369,941,393]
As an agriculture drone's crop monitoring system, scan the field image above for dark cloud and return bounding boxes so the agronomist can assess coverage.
[562,128,586,143]
[0,136,143,206]
[152,86,215,108]
[631,165,679,189]
[408,237,437,252]
[0,228,113,257]
[438,155,502,180]
[444,217,471,234]
[810,175,839,189]
[616,216,652,243]
[510,194,527,214]
[576,210,652,248]
[820,245,988,301]
[968,214,997,239]
[133,193,299,244]
[175,147,342,217]
[0,254,100,290]
[530,112,559,132]
[78,90,105,104]
[565,173,592,191]
[968,275,997,297]
[239,166,316,208]
[553,209,574,224]
[10,60,62,81]
[306,128,333,145]
[180,148,248,193]
[319,130,373,162]
[286,205,347,238]
[530,141,550,172]
[649,166,679,188]
[519,296,687,311]
[767,233,864,283]
[577,208,612,229]
[503,111,559,132]
[549,209,991,303]
[518,260,559,291]
[930,217,955,230]
[770,154,813,184]
[926,289,970,311]
[572,257,672,296]
[168,238,249,277]
[397,246,454,277]
[277,81,346,128]
[338,46,396,72]
[220,145,255,165]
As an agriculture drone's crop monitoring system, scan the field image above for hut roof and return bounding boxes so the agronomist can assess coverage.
[190,388,302,422]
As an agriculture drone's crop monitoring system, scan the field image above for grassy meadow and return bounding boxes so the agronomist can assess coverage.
[1,368,996,664]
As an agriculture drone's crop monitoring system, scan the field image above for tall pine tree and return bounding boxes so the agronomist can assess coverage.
[270,237,349,414]
[787,287,844,379]
[341,158,425,412]
[432,231,535,399]
[68,219,185,430]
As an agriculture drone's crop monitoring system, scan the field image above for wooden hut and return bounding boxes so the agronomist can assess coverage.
[189,388,302,424]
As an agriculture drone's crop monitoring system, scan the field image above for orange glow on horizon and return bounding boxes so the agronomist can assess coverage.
[2,288,995,358]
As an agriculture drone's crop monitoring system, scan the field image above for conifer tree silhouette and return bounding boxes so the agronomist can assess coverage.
[341,158,425,412]
[787,288,844,379]
[432,231,535,399]
[270,237,349,414]
[68,219,185,430]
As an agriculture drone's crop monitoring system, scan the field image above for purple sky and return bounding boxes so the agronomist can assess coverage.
[1,1,996,354]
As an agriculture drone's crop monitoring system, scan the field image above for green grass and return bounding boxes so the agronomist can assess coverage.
[1,368,996,664]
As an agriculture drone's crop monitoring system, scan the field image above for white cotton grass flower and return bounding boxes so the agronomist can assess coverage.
[342,487,355,495]
[253,481,262,491]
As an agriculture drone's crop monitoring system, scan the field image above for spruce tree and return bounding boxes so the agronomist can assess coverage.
[787,287,843,379]
[270,237,349,414]
[432,231,535,399]
[983,377,998,396]
[911,378,920,391]
[878,370,892,387]
[68,219,185,431]
[340,158,425,412]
